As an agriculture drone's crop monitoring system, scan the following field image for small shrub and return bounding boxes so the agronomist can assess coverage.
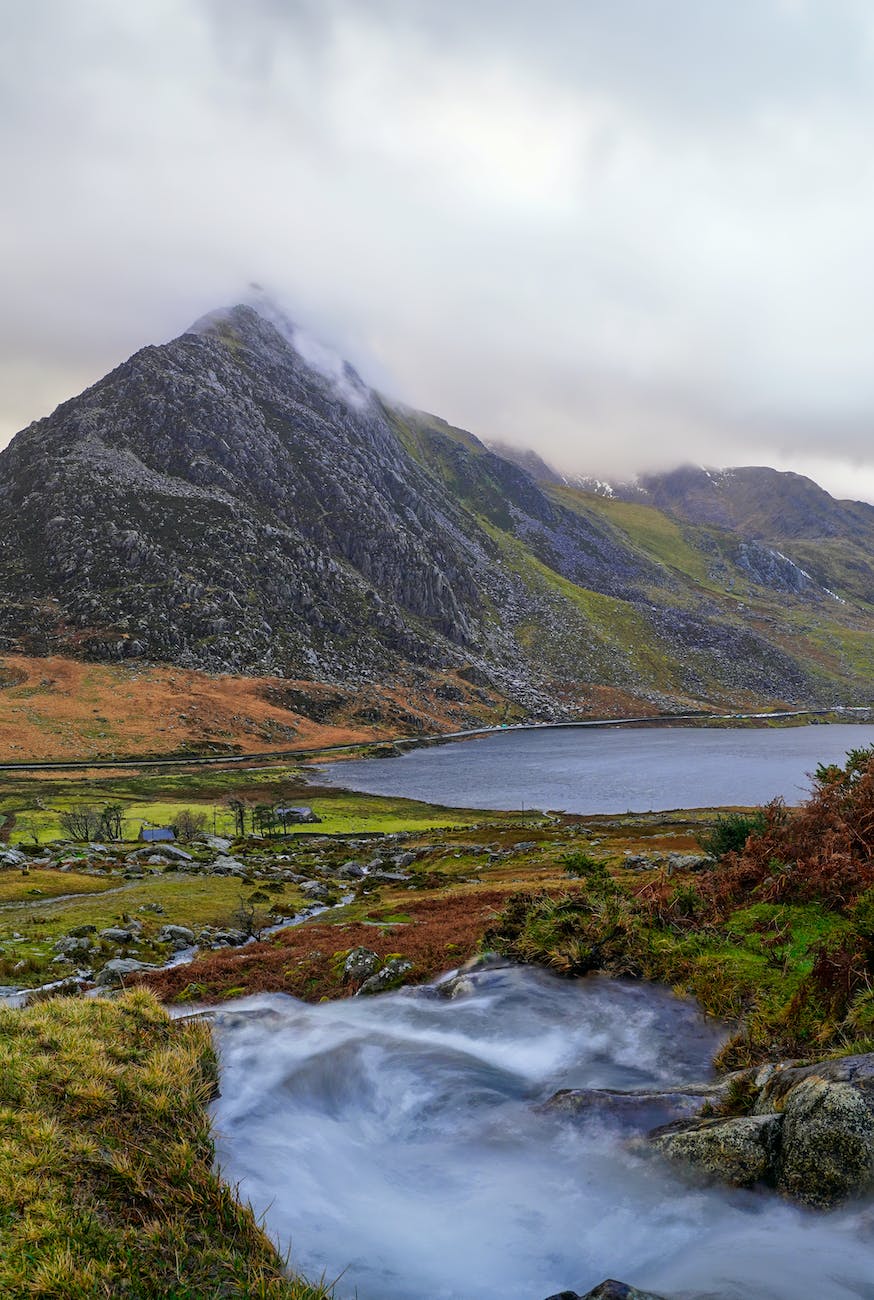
[697,811,767,860]
[560,851,616,893]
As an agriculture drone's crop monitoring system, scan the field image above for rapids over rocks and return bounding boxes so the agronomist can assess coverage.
[210,963,874,1299]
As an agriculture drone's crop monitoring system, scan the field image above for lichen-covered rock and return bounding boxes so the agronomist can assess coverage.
[755,1052,874,1112]
[777,1077,874,1207]
[357,958,413,996]
[343,947,381,983]
[647,1113,782,1187]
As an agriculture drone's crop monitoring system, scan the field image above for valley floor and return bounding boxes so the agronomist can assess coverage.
[2,756,874,1296]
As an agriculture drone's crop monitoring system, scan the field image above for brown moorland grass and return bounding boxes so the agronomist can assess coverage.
[137,889,517,1003]
[0,655,508,763]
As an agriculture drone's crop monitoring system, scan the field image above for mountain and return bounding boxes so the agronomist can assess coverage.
[1,303,873,728]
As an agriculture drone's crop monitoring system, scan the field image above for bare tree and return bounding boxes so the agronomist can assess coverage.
[174,808,208,842]
[58,806,103,841]
[231,893,271,940]
[99,804,124,840]
[225,797,248,839]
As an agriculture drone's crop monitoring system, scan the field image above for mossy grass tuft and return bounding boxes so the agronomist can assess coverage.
[0,990,331,1298]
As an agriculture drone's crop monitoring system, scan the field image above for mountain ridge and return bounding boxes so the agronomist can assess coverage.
[1,303,873,731]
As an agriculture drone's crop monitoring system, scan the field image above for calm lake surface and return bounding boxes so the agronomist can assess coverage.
[319,723,874,812]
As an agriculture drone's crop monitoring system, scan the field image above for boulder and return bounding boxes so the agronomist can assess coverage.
[0,849,27,867]
[94,958,153,987]
[206,928,248,947]
[357,957,413,996]
[647,1113,782,1187]
[201,834,232,852]
[665,852,712,872]
[156,844,194,862]
[777,1077,874,1207]
[300,881,333,901]
[755,1052,874,1111]
[99,927,134,943]
[53,935,94,956]
[209,857,247,876]
[157,924,196,945]
[343,947,381,983]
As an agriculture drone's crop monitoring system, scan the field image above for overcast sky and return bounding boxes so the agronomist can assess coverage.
[4,1,874,498]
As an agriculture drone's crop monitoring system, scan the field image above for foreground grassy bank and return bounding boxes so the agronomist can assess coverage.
[0,989,329,1299]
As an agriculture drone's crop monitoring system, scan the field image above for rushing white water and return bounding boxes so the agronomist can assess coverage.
[211,965,874,1300]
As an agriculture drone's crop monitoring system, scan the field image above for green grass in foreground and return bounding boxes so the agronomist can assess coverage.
[0,989,330,1299]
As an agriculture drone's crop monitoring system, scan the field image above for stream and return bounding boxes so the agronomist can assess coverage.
[210,962,874,1299]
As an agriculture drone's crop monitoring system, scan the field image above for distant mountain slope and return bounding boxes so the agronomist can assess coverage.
[1,304,873,723]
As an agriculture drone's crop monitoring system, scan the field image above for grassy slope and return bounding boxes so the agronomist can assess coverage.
[0,656,507,764]
[0,989,328,1299]
[554,485,874,703]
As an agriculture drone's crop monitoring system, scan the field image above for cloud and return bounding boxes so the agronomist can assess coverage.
[3,1,874,500]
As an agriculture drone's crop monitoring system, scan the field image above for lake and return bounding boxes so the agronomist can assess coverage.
[318,723,874,813]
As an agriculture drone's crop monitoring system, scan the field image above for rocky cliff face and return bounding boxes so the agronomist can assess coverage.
[1,304,873,716]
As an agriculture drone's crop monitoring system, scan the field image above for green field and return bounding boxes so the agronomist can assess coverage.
[1,765,495,845]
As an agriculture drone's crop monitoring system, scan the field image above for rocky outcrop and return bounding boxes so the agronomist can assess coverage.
[647,1113,782,1187]
[544,1281,668,1300]
[642,1052,874,1207]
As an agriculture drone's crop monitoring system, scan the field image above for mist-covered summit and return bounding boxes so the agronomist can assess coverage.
[1,303,873,718]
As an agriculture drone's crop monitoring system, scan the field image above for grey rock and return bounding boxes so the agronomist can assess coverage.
[647,1113,782,1187]
[210,857,247,876]
[343,946,381,983]
[300,881,332,901]
[201,834,233,852]
[157,924,196,944]
[666,852,712,872]
[755,1051,874,1111]
[94,958,153,986]
[156,845,194,862]
[777,1077,874,1207]
[53,935,94,956]
[208,928,248,947]
[357,957,413,996]
[99,927,134,943]
[544,1085,720,1131]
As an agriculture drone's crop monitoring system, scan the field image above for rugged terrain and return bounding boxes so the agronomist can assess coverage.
[1,303,874,753]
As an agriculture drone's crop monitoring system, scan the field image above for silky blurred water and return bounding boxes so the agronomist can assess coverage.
[211,965,874,1299]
